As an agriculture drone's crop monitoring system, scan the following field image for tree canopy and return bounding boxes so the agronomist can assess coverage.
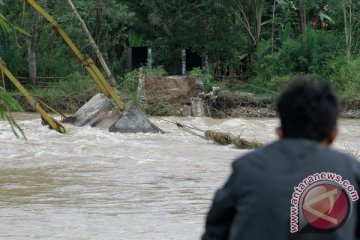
[1,0,360,96]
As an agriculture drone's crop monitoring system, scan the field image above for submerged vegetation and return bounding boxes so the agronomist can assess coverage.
[205,130,264,149]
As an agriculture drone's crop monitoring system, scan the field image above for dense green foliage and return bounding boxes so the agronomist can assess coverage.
[1,0,360,105]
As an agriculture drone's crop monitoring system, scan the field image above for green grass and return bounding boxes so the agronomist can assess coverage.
[30,72,98,113]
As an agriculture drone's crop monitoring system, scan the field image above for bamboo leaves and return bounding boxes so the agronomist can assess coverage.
[0,88,26,139]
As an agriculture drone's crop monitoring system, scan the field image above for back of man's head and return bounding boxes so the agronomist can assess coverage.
[276,78,340,142]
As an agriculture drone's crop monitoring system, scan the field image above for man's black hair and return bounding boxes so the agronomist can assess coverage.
[276,77,340,141]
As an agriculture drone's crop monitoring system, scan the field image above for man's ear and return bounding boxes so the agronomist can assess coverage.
[323,127,339,146]
[276,127,283,139]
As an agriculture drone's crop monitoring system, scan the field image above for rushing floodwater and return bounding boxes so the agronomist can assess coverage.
[0,113,359,240]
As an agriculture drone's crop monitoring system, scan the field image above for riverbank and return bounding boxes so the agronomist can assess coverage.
[212,105,360,119]
[10,73,360,119]
[204,91,360,119]
[13,91,360,119]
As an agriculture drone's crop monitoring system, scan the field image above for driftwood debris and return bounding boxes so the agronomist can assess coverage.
[205,130,263,149]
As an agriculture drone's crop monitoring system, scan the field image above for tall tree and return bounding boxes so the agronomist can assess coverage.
[228,0,266,46]
[225,0,267,64]
[298,0,307,34]
[24,6,43,85]
[66,0,117,86]
[339,0,356,59]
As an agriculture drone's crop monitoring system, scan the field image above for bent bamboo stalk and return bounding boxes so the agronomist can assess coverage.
[0,58,66,134]
[26,0,126,110]
[66,0,117,87]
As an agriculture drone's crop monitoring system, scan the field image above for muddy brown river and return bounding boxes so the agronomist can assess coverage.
[0,114,359,239]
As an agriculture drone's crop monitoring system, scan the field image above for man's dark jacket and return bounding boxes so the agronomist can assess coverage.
[202,139,360,240]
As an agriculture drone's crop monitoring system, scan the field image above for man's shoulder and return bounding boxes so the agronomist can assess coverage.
[232,139,359,169]
[231,143,273,170]
[232,140,283,162]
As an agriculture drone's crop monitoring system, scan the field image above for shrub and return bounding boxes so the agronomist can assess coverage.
[118,69,140,94]
[31,72,98,113]
[329,57,360,99]
[252,40,286,81]
[189,67,214,92]
[144,65,167,77]
[308,31,342,76]
[267,75,294,93]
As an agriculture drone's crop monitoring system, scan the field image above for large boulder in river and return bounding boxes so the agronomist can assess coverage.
[71,93,114,127]
[109,107,164,134]
[69,93,164,134]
